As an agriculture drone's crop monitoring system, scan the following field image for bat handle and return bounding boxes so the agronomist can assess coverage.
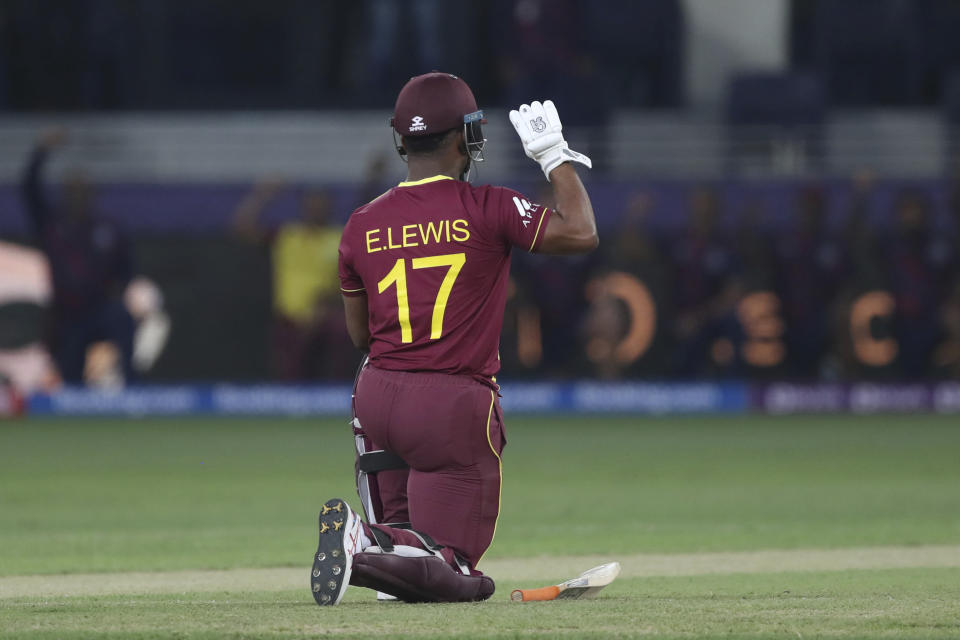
[511,586,561,602]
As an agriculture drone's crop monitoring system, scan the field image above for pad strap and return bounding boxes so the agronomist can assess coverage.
[402,527,444,552]
[367,525,395,553]
[368,524,443,556]
[357,449,409,473]
[381,525,471,575]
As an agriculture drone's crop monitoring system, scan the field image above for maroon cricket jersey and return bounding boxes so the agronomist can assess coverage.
[338,175,551,381]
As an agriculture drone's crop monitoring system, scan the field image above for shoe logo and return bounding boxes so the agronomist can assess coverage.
[347,526,360,556]
[409,115,427,132]
[512,196,539,228]
[530,116,547,133]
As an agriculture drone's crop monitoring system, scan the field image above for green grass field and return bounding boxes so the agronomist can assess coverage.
[1,415,958,638]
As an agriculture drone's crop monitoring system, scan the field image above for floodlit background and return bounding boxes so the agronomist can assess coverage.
[1,3,959,637]
[0,0,958,409]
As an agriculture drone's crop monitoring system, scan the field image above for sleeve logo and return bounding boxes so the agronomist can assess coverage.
[409,116,428,132]
[512,196,539,227]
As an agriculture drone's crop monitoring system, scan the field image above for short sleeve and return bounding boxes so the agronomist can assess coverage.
[484,187,553,253]
[338,230,366,297]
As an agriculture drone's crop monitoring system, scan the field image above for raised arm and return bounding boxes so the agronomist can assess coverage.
[231,178,285,242]
[20,127,68,235]
[509,101,598,255]
[538,163,598,254]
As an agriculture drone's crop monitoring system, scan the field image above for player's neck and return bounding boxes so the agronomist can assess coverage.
[406,157,465,183]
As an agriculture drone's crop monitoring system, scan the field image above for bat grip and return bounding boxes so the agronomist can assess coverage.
[511,586,561,601]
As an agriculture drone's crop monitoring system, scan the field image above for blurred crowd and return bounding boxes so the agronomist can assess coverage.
[4,0,960,388]
[2,128,960,388]
[217,166,960,383]
[504,173,960,381]
[230,179,354,381]
[0,129,169,391]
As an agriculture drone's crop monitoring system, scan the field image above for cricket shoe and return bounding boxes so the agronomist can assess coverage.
[311,498,362,606]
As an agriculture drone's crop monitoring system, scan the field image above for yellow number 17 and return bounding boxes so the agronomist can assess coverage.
[377,252,466,343]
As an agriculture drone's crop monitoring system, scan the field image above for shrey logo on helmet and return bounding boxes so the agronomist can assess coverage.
[409,116,427,133]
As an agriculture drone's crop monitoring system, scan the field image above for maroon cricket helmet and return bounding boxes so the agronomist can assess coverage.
[391,72,486,137]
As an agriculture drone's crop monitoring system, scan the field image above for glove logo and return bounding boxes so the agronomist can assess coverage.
[510,99,593,179]
[409,116,427,132]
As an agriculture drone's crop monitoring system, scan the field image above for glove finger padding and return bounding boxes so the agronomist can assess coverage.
[509,107,537,160]
[510,99,593,180]
[514,102,563,154]
[543,100,562,131]
[508,107,531,144]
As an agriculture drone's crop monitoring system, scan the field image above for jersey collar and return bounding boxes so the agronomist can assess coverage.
[397,175,455,187]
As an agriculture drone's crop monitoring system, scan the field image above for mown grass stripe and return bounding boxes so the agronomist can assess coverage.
[2,544,957,600]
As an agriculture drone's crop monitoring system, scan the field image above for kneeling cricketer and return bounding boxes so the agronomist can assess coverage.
[312,71,602,604]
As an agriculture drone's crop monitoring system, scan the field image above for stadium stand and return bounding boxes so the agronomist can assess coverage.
[810,0,922,106]
[0,0,959,397]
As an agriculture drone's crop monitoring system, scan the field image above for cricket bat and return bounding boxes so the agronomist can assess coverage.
[510,562,621,602]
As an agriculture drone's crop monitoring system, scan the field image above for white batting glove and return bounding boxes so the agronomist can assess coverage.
[509,100,592,181]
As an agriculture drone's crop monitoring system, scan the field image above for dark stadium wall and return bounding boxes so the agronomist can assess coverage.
[135,235,272,381]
